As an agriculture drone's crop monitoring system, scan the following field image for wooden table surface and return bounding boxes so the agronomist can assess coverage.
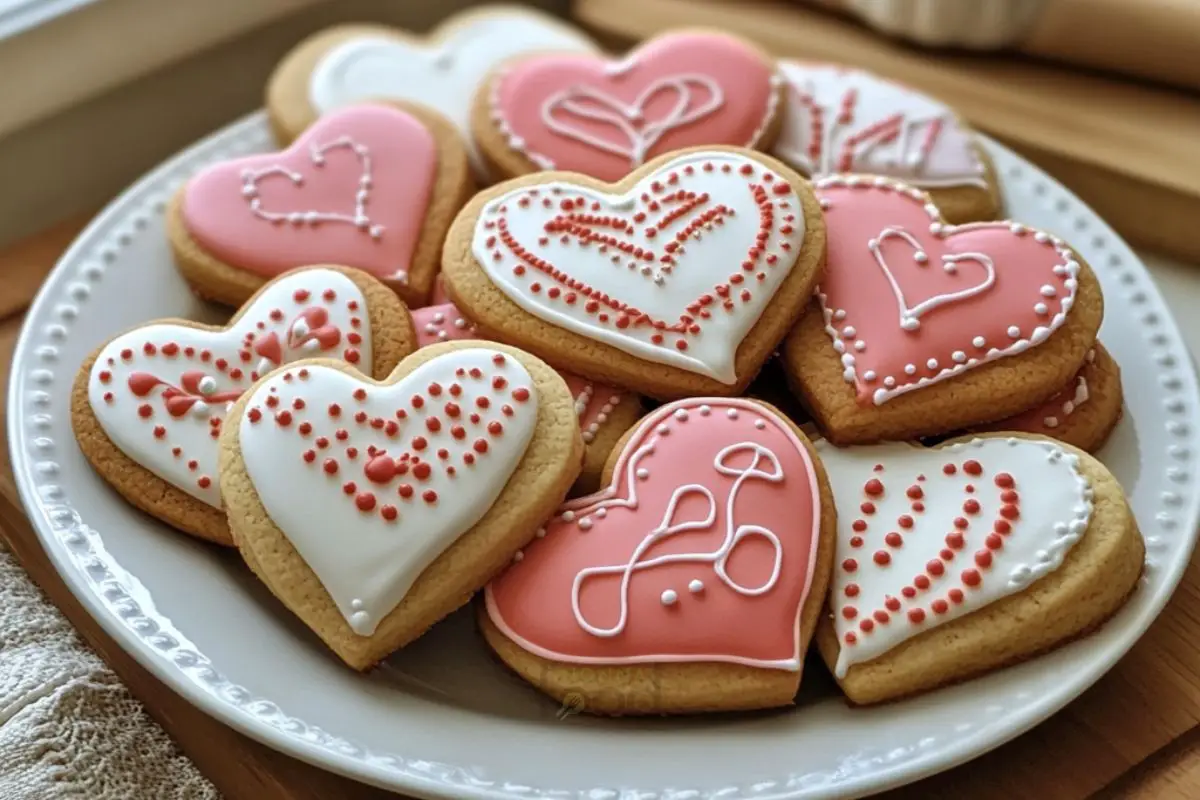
[1,226,1199,799]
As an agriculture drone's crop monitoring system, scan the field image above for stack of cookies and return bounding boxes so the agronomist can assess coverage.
[70,6,1141,714]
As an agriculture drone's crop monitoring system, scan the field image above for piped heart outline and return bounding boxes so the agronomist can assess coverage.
[76,267,410,545]
[485,397,824,670]
[486,31,783,181]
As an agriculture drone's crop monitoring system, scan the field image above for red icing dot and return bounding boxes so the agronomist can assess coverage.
[943,463,957,475]
[356,493,376,512]
[859,619,875,633]
[1000,504,1020,520]
[844,583,860,597]
[379,505,398,521]
[962,569,982,587]
[153,426,166,439]
[949,588,965,604]
[422,490,438,504]
[298,422,312,436]
[841,558,858,573]
[353,389,367,401]
[885,597,901,612]
[927,560,945,576]
[411,436,427,451]
[138,404,153,419]
[487,421,503,435]
[908,609,926,624]
[946,532,965,549]
[842,607,858,620]
[995,519,1012,535]
[986,533,1004,549]
[428,382,443,397]
[413,463,432,480]
[860,502,876,515]
[932,599,950,614]
[426,417,442,433]
[844,632,857,645]
[873,550,890,565]
[473,439,489,453]
[1001,490,1019,503]
[897,515,913,529]
[248,408,262,423]
[302,450,316,463]
[995,473,1014,488]
[963,460,983,476]
[873,610,890,624]
[864,478,884,496]
[885,532,903,547]
[512,387,531,402]
[852,520,867,532]
[915,575,931,589]
[328,403,341,417]
[954,517,969,529]
[398,484,414,499]
[963,499,981,514]
[907,486,924,499]
[323,459,338,474]
[849,536,864,547]
[197,476,211,489]
[975,550,993,568]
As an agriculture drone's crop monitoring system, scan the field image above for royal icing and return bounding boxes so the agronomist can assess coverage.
[471,151,806,383]
[485,398,821,669]
[817,437,1092,677]
[411,302,625,444]
[87,270,371,506]
[238,348,537,636]
[489,32,781,181]
[1001,348,1096,432]
[307,11,598,173]
[182,105,435,284]
[773,62,987,189]
[815,177,1080,405]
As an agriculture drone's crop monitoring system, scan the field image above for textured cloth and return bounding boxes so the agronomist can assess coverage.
[0,542,218,799]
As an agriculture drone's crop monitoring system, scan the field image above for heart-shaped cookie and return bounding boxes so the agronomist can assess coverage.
[771,62,999,223]
[782,176,1101,444]
[72,267,414,544]
[412,301,641,493]
[220,343,583,669]
[476,31,784,181]
[442,148,825,399]
[267,9,599,177]
[482,397,835,715]
[813,435,1142,704]
[170,102,472,309]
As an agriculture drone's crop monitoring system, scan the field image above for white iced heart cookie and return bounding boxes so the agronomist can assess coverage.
[443,148,826,399]
[73,267,414,545]
[269,8,598,176]
[771,62,999,223]
[813,434,1144,704]
[220,343,585,669]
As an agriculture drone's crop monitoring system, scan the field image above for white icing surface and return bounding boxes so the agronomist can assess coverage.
[308,12,598,173]
[472,150,807,383]
[816,437,1093,678]
[773,62,987,189]
[238,348,537,636]
[88,270,370,507]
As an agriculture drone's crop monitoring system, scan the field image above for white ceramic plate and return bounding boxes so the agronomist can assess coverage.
[8,113,1200,800]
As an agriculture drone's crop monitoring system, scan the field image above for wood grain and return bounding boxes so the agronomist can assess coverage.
[572,0,1200,262]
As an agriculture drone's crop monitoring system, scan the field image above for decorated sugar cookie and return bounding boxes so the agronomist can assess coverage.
[266,7,599,177]
[475,30,785,181]
[975,344,1123,452]
[71,267,415,545]
[781,176,1101,444]
[813,435,1142,704]
[483,397,835,715]
[442,147,826,400]
[411,302,640,493]
[219,342,584,670]
[170,102,473,309]
[772,62,1001,223]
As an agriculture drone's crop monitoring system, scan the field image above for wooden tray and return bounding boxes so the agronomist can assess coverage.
[572,0,1200,264]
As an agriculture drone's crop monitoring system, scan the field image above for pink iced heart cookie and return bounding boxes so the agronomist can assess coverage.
[220,343,584,669]
[482,397,835,715]
[72,267,415,545]
[442,149,826,399]
[813,435,1142,704]
[170,102,472,308]
[782,177,1101,444]
[477,31,784,181]
[412,302,641,492]
[771,62,999,223]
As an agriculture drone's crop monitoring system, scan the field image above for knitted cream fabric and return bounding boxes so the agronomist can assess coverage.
[0,542,218,799]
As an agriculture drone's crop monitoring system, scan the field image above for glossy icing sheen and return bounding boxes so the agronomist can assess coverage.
[774,62,986,189]
[238,348,537,636]
[411,303,626,444]
[472,151,807,383]
[486,398,821,669]
[815,178,1080,405]
[307,12,598,171]
[182,105,435,283]
[87,270,371,507]
[490,32,779,181]
[817,437,1092,677]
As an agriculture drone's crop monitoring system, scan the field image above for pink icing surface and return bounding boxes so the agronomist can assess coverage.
[485,398,820,668]
[410,302,625,433]
[816,181,1078,406]
[493,32,776,181]
[182,105,436,281]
